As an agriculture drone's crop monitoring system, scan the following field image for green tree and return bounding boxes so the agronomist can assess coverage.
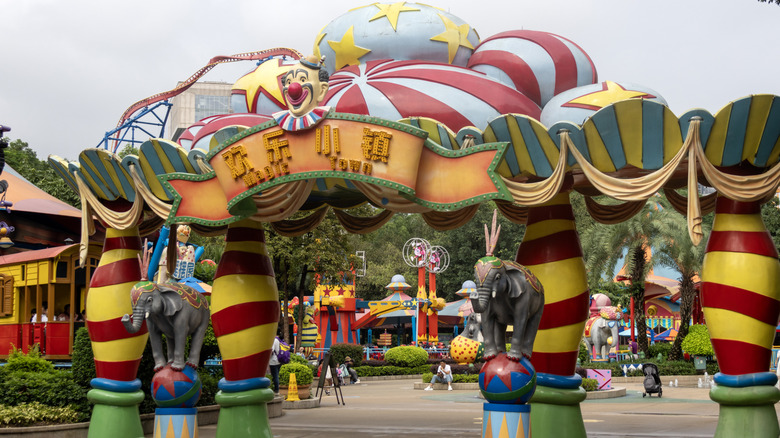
[655,202,712,361]
[117,144,139,158]
[581,196,667,355]
[761,196,780,255]
[435,203,525,300]
[265,209,357,346]
[347,202,525,303]
[348,211,429,301]
[188,233,226,264]
[3,139,80,208]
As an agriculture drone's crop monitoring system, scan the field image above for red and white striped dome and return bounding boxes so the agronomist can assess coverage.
[468,30,598,109]
[323,59,540,132]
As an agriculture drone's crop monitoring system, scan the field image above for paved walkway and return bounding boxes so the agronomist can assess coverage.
[165,378,780,437]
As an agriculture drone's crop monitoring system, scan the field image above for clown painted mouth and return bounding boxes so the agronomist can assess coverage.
[286,89,309,107]
[285,82,311,109]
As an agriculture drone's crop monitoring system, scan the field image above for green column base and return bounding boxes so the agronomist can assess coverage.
[215,387,275,438]
[87,389,145,438]
[529,384,587,438]
[710,384,780,438]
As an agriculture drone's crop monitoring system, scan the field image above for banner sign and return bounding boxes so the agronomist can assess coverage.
[163,113,511,225]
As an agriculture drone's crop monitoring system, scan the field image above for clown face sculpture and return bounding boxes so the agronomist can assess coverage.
[281,55,330,117]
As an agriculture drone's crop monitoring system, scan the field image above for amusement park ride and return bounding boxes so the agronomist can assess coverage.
[0,1,778,437]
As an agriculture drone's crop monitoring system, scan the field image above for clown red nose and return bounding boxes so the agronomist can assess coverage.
[287,82,303,100]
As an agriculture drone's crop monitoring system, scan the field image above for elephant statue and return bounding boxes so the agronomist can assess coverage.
[471,211,545,362]
[123,280,210,371]
[464,312,483,343]
[583,306,621,359]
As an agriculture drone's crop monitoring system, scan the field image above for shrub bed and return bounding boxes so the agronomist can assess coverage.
[354,364,430,377]
[71,326,222,416]
[384,346,428,368]
[0,402,80,427]
[421,372,479,383]
[0,347,89,422]
[581,378,597,392]
[428,363,481,375]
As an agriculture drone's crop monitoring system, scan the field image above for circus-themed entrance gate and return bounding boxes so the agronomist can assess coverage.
[47,5,780,437]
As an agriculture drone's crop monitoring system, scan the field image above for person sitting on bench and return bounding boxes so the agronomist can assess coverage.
[424,360,453,391]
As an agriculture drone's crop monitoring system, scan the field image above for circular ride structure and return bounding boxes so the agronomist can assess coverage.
[48,2,780,438]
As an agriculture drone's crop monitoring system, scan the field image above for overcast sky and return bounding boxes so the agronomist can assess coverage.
[1,0,778,161]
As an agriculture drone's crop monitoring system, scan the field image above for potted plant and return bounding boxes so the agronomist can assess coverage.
[681,324,714,373]
[279,363,314,399]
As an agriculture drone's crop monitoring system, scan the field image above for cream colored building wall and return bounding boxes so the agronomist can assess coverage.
[168,81,232,139]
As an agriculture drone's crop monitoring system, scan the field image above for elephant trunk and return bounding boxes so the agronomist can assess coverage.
[470,287,492,314]
[122,306,146,334]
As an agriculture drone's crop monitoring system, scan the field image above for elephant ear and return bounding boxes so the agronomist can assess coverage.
[157,284,184,317]
[503,261,542,297]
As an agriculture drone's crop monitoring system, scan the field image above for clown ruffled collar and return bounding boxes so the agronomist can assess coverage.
[272,106,331,132]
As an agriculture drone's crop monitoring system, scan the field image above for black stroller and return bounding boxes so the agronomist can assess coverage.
[642,363,662,397]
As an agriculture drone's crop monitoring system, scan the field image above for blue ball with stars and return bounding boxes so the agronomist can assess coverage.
[151,365,202,408]
[478,353,536,404]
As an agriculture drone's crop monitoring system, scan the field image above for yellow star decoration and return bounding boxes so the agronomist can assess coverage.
[370,2,420,31]
[328,26,372,70]
[313,30,326,59]
[231,59,290,109]
[429,14,474,64]
[566,81,655,110]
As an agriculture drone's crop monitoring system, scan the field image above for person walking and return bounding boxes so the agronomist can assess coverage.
[269,335,281,394]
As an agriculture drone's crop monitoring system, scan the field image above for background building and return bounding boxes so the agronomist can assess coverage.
[168,81,232,141]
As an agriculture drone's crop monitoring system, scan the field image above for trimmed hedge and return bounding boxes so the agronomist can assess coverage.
[289,354,308,365]
[428,363,480,375]
[329,343,364,367]
[0,371,89,422]
[71,328,95,388]
[421,372,479,383]
[384,346,428,368]
[0,348,90,422]
[354,364,430,377]
[280,363,314,386]
[0,402,80,427]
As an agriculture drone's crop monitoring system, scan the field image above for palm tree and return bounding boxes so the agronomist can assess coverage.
[581,197,667,355]
[654,201,711,361]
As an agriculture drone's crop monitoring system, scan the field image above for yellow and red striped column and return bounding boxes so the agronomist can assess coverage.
[85,227,147,438]
[515,191,589,438]
[211,219,279,438]
[416,264,427,344]
[701,197,780,437]
[427,271,439,343]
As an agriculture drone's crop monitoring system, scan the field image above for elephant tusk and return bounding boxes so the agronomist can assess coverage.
[145,311,150,319]
[491,289,496,299]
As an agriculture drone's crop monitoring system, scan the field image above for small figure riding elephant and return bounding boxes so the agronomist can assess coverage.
[122,242,210,371]
[471,211,544,362]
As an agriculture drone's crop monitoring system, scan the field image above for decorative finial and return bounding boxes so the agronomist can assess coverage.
[484,210,501,256]
[137,238,152,281]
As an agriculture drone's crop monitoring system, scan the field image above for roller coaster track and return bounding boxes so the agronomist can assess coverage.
[106,47,302,151]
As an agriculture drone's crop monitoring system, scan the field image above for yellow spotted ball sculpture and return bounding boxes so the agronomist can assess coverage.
[449,314,484,364]
[450,335,484,364]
